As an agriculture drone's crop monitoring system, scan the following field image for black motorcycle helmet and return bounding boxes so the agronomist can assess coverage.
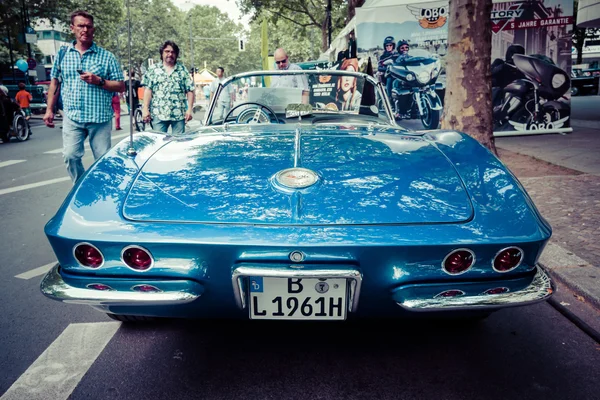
[383,36,396,51]
[505,44,525,65]
[397,40,410,54]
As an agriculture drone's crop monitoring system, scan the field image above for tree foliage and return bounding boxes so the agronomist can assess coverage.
[237,0,347,52]
[0,0,71,67]
[100,1,260,77]
[0,0,123,70]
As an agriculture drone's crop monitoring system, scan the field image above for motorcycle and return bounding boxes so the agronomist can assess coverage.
[383,49,443,130]
[493,54,570,131]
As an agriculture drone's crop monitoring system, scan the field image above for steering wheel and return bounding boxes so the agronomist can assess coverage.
[224,102,280,124]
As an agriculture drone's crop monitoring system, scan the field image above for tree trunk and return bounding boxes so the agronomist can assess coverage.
[321,19,329,52]
[348,0,366,21]
[441,0,496,154]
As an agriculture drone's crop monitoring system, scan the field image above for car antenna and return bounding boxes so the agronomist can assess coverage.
[126,0,136,156]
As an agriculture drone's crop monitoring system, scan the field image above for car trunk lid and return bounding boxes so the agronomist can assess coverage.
[123,129,473,225]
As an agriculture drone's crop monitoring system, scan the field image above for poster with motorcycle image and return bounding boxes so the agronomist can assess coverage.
[308,59,365,113]
[491,0,573,134]
[355,1,448,129]
[353,0,573,134]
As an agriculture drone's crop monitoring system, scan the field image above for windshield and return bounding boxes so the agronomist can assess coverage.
[206,70,393,126]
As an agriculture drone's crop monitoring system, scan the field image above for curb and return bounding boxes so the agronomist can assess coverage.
[544,265,600,312]
[571,119,600,130]
[539,242,600,311]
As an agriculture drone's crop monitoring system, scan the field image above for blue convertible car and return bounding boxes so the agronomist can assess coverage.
[40,69,553,322]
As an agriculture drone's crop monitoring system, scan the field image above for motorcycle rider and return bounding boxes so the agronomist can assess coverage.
[377,36,398,85]
[386,40,411,118]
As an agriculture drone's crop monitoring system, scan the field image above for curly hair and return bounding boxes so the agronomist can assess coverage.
[159,40,180,61]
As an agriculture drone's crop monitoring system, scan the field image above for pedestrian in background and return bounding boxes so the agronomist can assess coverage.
[43,10,125,183]
[112,92,122,130]
[15,82,33,137]
[125,71,140,115]
[0,87,20,143]
[142,40,194,134]
[270,48,309,90]
[15,82,33,121]
[209,67,233,121]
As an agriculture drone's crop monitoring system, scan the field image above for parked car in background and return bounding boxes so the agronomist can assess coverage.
[571,70,600,96]
[40,69,554,323]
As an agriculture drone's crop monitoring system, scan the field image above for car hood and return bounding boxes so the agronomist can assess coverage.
[123,129,473,225]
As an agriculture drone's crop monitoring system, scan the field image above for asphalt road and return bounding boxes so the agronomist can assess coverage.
[0,110,599,400]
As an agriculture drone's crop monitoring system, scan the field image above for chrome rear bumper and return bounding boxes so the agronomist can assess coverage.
[39,264,201,306]
[396,265,554,312]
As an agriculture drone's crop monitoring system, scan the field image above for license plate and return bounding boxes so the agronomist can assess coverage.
[248,277,348,320]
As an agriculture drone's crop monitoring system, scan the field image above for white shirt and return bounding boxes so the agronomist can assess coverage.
[271,63,309,90]
[210,77,233,104]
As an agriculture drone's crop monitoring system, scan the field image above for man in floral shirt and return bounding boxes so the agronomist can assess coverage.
[142,40,194,133]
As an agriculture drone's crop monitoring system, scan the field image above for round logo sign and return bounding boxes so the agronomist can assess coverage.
[275,168,318,189]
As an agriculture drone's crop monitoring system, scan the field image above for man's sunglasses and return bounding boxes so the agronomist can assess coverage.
[400,46,409,50]
[385,44,394,47]
[275,58,288,65]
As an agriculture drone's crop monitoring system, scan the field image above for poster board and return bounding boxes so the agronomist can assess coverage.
[353,0,574,136]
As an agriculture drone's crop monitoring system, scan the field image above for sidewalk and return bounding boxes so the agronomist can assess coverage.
[495,120,600,311]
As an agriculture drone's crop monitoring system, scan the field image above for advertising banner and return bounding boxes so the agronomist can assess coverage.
[491,0,573,135]
[355,1,449,130]
[353,0,574,136]
[308,58,365,113]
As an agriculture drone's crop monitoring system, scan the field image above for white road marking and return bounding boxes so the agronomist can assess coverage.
[44,131,135,154]
[15,262,56,280]
[0,322,120,400]
[43,148,63,155]
[0,160,27,168]
[0,177,70,196]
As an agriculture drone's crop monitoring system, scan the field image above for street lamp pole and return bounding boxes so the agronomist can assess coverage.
[189,13,195,80]
[126,0,136,156]
[327,0,332,49]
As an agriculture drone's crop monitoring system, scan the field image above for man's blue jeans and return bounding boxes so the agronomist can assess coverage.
[153,119,185,134]
[62,116,112,183]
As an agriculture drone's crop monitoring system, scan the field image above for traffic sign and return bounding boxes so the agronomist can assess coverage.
[27,58,37,70]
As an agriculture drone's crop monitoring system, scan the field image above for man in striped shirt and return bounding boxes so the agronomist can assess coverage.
[43,10,125,183]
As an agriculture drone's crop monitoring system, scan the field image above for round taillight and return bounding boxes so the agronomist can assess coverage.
[442,249,475,275]
[493,247,523,272]
[132,284,161,293]
[74,243,104,268]
[122,246,153,271]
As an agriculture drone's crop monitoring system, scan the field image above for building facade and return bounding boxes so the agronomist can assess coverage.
[33,19,70,79]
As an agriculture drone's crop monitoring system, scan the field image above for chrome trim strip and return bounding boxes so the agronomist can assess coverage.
[294,126,301,168]
[231,266,362,312]
[397,265,554,312]
[40,264,200,306]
